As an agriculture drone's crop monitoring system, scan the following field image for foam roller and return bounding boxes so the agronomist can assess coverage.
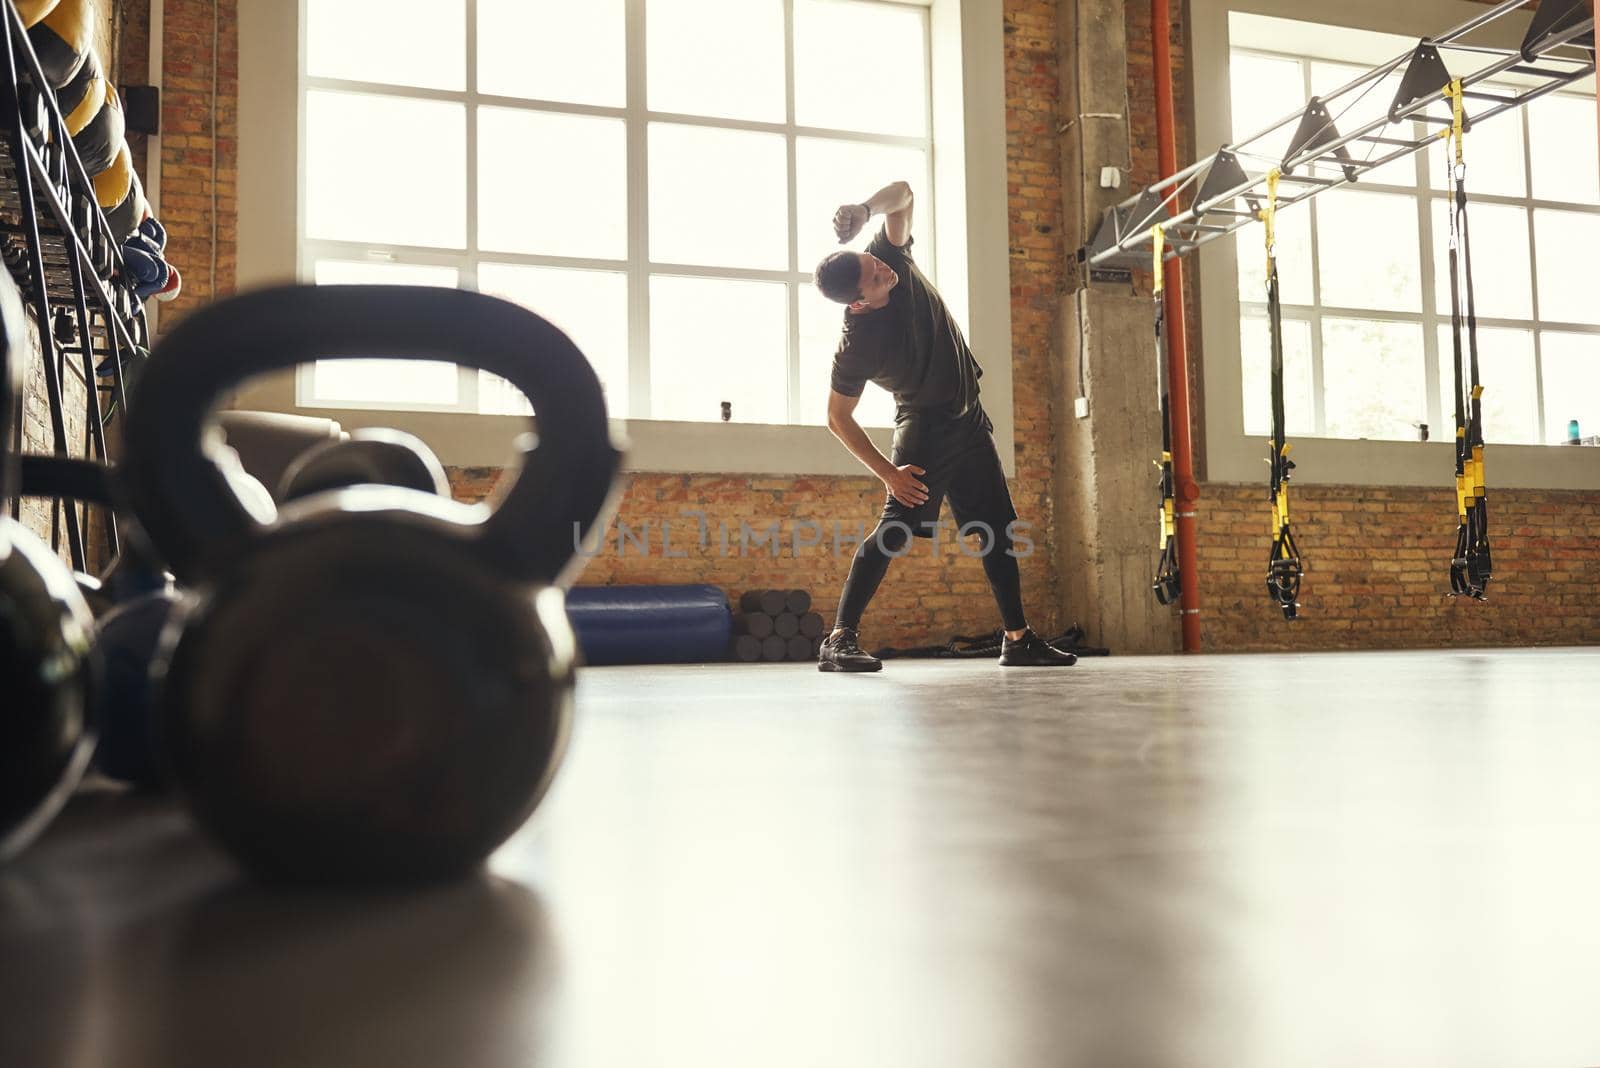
[104,169,147,243]
[565,584,733,666]
[17,0,62,29]
[73,82,124,175]
[57,48,97,120]
[29,0,95,87]
[93,141,132,209]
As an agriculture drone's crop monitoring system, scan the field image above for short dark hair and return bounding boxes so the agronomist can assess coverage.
[814,251,863,305]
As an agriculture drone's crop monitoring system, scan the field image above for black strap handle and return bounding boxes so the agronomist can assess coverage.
[123,285,624,586]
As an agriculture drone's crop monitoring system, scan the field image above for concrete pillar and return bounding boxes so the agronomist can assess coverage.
[1054,0,1180,655]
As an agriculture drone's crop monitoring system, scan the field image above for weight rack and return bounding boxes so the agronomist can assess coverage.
[1,0,151,570]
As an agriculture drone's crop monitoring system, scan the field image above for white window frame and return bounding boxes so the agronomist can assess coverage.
[234,0,1014,475]
[1192,0,1600,490]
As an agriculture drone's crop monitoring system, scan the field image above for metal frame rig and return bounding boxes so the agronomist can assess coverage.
[1082,0,1596,276]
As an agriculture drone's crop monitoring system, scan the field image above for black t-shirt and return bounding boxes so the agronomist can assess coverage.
[829,227,984,450]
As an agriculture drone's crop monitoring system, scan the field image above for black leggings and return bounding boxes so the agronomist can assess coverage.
[833,521,1026,634]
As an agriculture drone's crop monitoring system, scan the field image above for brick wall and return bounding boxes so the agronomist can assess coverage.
[1197,484,1600,650]
[149,0,236,322]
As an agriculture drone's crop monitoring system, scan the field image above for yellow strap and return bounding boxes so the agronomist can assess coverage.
[1443,79,1465,168]
[1260,170,1280,275]
[1152,225,1165,295]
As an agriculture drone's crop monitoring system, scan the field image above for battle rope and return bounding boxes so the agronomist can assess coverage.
[1443,79,1491,600]
[1151,224,1181,606]
[1260,169,1302,620]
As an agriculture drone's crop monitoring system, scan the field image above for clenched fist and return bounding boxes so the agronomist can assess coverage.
[832,203,870,244]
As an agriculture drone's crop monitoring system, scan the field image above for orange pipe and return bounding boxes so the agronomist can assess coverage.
[1152,0,1202,652]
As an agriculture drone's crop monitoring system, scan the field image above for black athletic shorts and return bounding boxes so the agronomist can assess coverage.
[880,405,1018,539]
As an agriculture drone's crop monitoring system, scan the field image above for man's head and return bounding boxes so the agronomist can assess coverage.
[815,251,899,310]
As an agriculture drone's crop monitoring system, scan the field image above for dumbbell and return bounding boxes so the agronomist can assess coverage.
[18,453,181,787]
[0,271,99,864]
[122,283,623,883]
[278,428,451,503]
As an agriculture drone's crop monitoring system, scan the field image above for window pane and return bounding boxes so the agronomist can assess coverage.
[1424,103,1527,198]
[1229,52,1303,166]
[1436,326,1539,445]
[649,124,788,269]
[310,260,461,406]
[1527,92,1599,205]
[1533,209,1600,325]
[800,283,896,428]
[478,0,623,106]
[477,263,629,417]
[1240,312,1314,438]
[1539,332,1600,444]
[1316,189,1421,313]
[479,109,627,259]
[796,139,930,277]
[648,0,784,123]
[1431,199,1532,321]
[1238,197,1313,305]
[650,276,787,423]
[307,0,464,91]
[1308,61,1415,186]
[306,92,466,248]
[795,0,928,136]
[1321,318,1425,440]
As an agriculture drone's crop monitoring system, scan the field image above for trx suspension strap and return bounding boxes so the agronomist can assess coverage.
[1261,170,1302,620]
[1151,224,1181,605]
[1443,79,1491,600]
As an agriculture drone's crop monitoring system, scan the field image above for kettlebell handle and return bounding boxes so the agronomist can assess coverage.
[123,285,623,586]
[18,454,116,506]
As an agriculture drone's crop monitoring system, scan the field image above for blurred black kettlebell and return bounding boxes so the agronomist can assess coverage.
[278,427,451,503]
[122,285,623,884]
[0,274,99,863]
[18,453,180,788]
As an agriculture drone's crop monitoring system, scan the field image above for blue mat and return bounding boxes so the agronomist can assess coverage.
[565,584,732,666]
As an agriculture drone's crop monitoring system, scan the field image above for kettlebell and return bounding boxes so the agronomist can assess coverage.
[0,273,98,863]
[122,285,623,884]
[17,453,179,787]
[279,427,451,503]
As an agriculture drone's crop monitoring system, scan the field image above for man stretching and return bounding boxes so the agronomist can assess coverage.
[813,180,1075,672]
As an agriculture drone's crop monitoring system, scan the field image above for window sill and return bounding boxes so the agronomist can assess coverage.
[262,400,904,476]
[1207,434,1600,490]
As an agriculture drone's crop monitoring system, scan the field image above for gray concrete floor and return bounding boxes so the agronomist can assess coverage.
[4,648,1600,1067]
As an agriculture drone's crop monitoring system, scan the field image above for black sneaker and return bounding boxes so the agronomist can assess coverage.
[998,628,1078,667]
[818,627,883,673]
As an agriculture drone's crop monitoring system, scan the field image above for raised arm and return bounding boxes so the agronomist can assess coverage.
[831,181,914,248]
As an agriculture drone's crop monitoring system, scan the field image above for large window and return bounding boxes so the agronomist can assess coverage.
[1230,49,1600,447]
[298,0,935,428]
